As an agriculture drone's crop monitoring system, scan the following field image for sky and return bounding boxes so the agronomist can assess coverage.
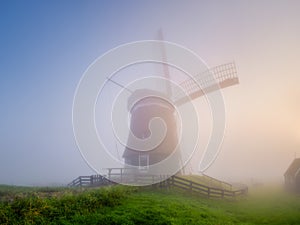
[0,0,299,185]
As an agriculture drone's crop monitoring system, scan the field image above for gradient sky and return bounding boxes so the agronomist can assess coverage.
[0,0,299,185]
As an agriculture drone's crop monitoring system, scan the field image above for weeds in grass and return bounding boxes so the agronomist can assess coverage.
[0,185,136,224]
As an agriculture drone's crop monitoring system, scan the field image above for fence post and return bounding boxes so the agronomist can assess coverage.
[159,175,162,188]
[120,168,123,183]
[207,187,210,198]
[79,176,82,187]
[108,169,112,181]
[166,176,169,188]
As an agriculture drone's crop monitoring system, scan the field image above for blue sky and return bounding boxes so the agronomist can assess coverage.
[1,0,300,185]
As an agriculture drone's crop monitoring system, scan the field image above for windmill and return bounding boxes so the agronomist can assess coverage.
[117,30,239,177]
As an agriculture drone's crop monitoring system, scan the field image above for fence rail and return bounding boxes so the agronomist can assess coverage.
[164,176,248,198]
[68,171,248,198]
[68,175,114,187]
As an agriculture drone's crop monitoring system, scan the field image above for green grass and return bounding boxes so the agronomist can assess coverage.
[0,184,299,224]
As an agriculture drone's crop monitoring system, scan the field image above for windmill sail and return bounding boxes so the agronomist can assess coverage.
[157,29,185,174]
[157,29,173,98]
[173,62,239,106]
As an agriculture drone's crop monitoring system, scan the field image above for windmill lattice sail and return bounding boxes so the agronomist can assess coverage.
[173,62,239,106]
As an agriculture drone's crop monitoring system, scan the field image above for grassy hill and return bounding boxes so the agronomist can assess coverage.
[0,184,300,224]
[177,174,234,191]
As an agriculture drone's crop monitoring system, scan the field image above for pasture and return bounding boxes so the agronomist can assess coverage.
[0,184,299,224]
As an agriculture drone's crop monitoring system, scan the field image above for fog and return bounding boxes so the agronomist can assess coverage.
[0,1,299,185]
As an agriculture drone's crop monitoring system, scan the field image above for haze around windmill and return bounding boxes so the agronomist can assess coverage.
[0,1,300,186]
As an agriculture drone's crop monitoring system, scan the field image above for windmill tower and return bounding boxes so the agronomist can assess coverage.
[122,89,180,171]
[121,31,239,176]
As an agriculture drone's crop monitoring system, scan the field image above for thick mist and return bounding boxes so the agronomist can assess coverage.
[0,1,299,185]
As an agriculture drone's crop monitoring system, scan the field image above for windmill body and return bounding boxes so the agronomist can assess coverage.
[122,89,181,173]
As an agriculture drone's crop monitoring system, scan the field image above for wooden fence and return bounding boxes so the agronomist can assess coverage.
[68,175,114,187]
[68,171,248,198]
[161,175,248,198]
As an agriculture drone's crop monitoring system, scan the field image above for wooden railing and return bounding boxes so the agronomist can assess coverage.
[161,176,247,198]
[68,175,114,187]
[104,168,169,185]
[68,173,168,187]
[68,171,248,198]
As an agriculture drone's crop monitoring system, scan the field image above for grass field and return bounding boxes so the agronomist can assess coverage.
[0,184,299,224]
